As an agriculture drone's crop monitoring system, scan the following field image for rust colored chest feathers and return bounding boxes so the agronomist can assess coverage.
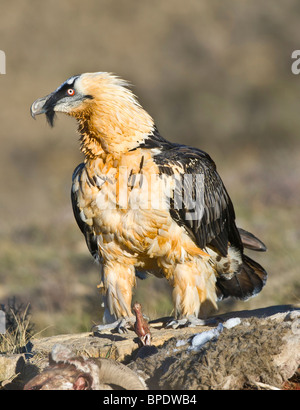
[72,149,207,272]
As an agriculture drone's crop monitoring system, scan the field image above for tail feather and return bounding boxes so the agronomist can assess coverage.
[216,254,267,301]
[238,228,267,252]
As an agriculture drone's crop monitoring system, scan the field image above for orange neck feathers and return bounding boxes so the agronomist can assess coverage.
[73,73,155,159]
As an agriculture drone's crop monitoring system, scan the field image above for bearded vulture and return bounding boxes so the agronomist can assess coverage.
[31,72,267,332]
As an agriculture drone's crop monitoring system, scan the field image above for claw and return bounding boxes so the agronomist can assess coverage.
[166,315,217,329]
[117,318,130,334]
[92,317,135,334]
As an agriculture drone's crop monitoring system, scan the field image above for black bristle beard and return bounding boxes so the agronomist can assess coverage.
[46,109,56,127]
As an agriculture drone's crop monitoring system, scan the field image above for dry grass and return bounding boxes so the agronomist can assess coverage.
[0,299,34,354]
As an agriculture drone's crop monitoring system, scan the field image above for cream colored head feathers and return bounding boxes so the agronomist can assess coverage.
[31,72,155,157]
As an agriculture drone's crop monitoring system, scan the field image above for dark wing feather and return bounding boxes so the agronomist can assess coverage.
[238,228,267,252]
[71,163,149,281]
[153,145,242,256]
[152,138,267,300]
[71,163,99,262]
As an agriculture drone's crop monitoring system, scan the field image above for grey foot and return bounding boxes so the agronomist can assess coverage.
[93,316,135,334]
[166,315,217,329]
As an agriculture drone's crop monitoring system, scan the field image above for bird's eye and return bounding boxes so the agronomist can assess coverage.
[67,88,75,96]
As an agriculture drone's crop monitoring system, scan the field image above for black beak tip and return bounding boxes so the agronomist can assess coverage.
[46,110,55,127]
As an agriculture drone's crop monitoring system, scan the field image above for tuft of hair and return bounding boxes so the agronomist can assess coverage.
[46,109,56,127]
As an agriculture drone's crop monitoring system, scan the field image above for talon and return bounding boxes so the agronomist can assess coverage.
[92,317,135,334]
[165,319,176,328]
[165,315,214,329]
[166,318,187,329]
[186,317,206,327]
[117,318,129,334]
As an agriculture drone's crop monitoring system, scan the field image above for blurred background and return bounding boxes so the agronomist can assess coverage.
[0,0,299,336]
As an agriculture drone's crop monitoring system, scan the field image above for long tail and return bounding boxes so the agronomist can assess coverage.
[216,254,267,301]
[238,228,267,252]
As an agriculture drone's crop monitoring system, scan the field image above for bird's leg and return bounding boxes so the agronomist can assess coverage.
[94,262,136,334]
[166,261,218,329]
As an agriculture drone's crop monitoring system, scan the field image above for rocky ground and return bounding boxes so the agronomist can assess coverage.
[0,305,299,390]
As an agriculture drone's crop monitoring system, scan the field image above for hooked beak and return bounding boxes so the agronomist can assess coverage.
[30,94,52,119]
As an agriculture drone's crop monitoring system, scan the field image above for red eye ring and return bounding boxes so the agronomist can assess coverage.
[67,88,75,96]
